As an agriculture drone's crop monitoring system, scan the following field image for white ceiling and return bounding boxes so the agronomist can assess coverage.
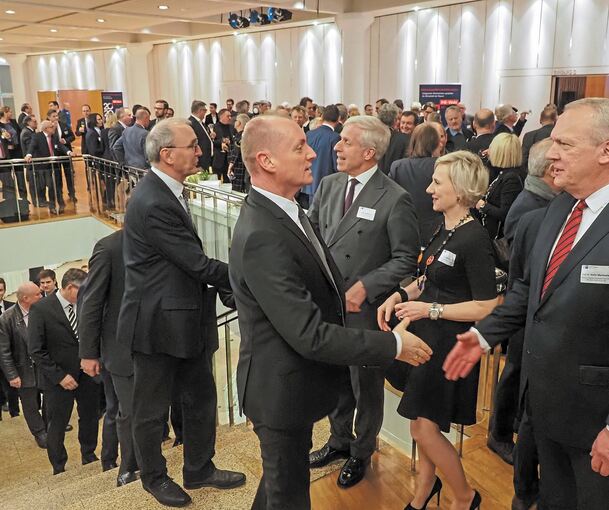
[0,0,342,54]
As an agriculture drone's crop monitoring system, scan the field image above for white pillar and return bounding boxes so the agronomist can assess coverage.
[125,43,154,108]
[5,54,28,110]
[335,13,374,108]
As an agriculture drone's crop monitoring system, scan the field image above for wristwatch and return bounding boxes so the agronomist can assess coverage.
[428,302,444,321]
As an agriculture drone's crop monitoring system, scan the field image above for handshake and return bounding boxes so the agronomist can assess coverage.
[392,317,432,366]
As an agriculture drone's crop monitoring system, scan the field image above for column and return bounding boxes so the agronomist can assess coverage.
[125,43,154,108]
[335,13,374,107]
[5,55,28,110]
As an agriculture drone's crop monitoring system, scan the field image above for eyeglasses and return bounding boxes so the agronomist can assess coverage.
[163,143,199,151]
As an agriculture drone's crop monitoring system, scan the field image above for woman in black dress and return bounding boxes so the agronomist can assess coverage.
[378,151,498,510]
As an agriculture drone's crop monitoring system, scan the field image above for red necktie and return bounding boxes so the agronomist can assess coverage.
[47,135,54,156]
[343,178,358,217]
[541,200,587,297]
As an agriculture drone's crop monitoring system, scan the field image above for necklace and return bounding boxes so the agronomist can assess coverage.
[415,212,472,291]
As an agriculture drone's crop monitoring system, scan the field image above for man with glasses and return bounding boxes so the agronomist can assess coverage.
[149,100,169,131]
[28,268,100,475]
[117,118,245,507]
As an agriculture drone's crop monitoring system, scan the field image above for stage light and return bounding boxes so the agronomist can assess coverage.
[268,8,293,22]
[228,12,250,30]
[250,10,271,26]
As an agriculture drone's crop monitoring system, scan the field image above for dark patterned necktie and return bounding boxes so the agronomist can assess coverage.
[343,178,358,217]
[67,304,79,340]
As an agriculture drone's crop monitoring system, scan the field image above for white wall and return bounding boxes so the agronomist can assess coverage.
[369,0,609,127]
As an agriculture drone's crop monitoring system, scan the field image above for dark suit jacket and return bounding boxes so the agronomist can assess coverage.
[503,188,552,244]
[495,118,527,137]
[477,192,609,450]
[76,117,88,153]
[212,122,233,171]
[117,170,230,359]
[107,123,125,160]
[229,189,396,430]
[378,130,410,175]
[0,300,14,315]
[85,128,106,158]
[445,127,474,153]
[521,123,554,169]
[19,127,35,156]
[309,169,419,329]
[189,115,213,170]
[55,120,75,149]
[389,156,442,242]
[479,168,523,239]
[27,132,71,171]
[27,293,81,390]
[79,230,133,376]
[0,304,37,387]
[204,113,218,127]
[302,125,341,198]
[17,112,27,128]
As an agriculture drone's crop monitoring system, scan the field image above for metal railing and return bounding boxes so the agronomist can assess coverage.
[0,156,77,224]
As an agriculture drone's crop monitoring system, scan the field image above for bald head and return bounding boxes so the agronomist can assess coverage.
[135,108,150,127]
[474,108,496,134]
[16,281,42,309]
[242,116,293,174]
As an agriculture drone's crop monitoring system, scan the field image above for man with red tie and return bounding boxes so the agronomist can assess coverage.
[25,120,74,214]
[444,98,609,509]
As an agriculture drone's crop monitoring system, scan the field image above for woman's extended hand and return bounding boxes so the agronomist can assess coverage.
[377,291,402,331]
[394,301,430,322]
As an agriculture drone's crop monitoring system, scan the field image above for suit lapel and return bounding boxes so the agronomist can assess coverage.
[49,294,77,342]
[249,190,340,296]
[539,199,609,306]
[329,170,386,247]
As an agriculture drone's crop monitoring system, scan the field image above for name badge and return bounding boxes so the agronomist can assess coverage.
[437,250,456,267]
[580,265,609,284]
[356,206,376,221]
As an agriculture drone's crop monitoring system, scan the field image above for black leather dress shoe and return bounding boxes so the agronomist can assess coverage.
[53,467,65,475]
[487,434,514,465]
[82,454,99,465]
[34,432,48,449]
[183,469,246,490]
[337,456,369,489]
[144,478,191,507]
[172,438,183,448]
[102,461,118,472]
[309,443,350,468]
[117,471,139,487]
[511,494,538,510]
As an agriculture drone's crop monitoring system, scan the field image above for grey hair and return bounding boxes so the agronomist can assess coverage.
[235,113,250,128]
[343,115,391,161]
[495,104,514,123]
[377,103,400,128]
[564,97,609,145]
[337,103,348,122]
[40,120,54,131]
[528,138,553,177]
[146,118,191,163]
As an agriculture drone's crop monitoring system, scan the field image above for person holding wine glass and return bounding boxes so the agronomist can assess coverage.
[211,108,234,181]
[378,150,498,510]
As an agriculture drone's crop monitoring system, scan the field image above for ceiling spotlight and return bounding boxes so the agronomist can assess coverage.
[5,10,15,15]
[90,37,100,42]
[97,18,105,23]
[0,38,3,41]
[158,5,169,10]
[228,12,249,30]
[50,29,58,33]
[268,8,293,22]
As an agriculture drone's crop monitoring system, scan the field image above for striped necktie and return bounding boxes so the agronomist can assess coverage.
[541,200,587,297]
[67,303,79,340]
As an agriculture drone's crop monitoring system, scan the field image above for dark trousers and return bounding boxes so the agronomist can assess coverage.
[44,375,100,473]
[513,409,539,501]
[327,366,385,459]
[251,421,313,510]
[489,329,524,442]
[36,168,63,207]
[100,368,119,468]
[0,373,20,416]
[132,350,217,487]
[60,159,75,198]
[529,407,609,509]
[111,372,140,474]
[18,386,46,436]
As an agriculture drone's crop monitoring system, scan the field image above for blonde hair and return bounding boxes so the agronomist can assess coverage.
[435,150,489,207]
[488,133,522,169]
[105,111,118,129]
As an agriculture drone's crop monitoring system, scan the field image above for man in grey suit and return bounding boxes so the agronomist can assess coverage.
[113,108,150,169]
[445,98,609,509]
[308,115,420,488]
[107,108,133,160]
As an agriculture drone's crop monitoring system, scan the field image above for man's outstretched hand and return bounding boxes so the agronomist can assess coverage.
[443,330,484,380]
[394,318,433,366]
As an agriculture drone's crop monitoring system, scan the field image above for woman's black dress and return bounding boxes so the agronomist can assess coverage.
[397,220,497,432]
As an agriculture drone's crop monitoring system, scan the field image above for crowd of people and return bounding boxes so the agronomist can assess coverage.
[0,93,608,510]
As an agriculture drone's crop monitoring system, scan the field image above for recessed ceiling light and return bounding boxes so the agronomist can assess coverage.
[115,45,121,50]
[158,4,169,10]
[413,6,420,11]
[50,29,58,33]
[5,10,15,15]
[96,18,105,23]
[141,28,151,34]
[90,37,99,42]
[0,38,4,41]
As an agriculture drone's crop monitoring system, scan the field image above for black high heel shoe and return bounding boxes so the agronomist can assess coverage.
[470,490,482,509]
[404,476,442,510]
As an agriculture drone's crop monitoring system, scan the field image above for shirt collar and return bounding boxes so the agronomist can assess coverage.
[584,182,609,213]
[252,185,300,222]
[349,165,378,188]
[448,128,463,136]
[18,303,28,318]
[55,290,72,311]
[151,166,184,201]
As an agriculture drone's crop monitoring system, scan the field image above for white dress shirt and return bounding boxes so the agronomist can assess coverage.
[252,185,403,357]
[150,166,189,213]
[344,165,378,203]
[55,291,76,322]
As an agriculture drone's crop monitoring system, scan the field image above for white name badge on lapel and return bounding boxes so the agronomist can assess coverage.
[356,206,376,221]
[437,250,456,267]
[580,265,609,284]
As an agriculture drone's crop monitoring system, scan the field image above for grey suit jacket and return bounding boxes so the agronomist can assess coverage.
[477,192,609,449]
[113,123,149,169]
[309,169,420,329]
